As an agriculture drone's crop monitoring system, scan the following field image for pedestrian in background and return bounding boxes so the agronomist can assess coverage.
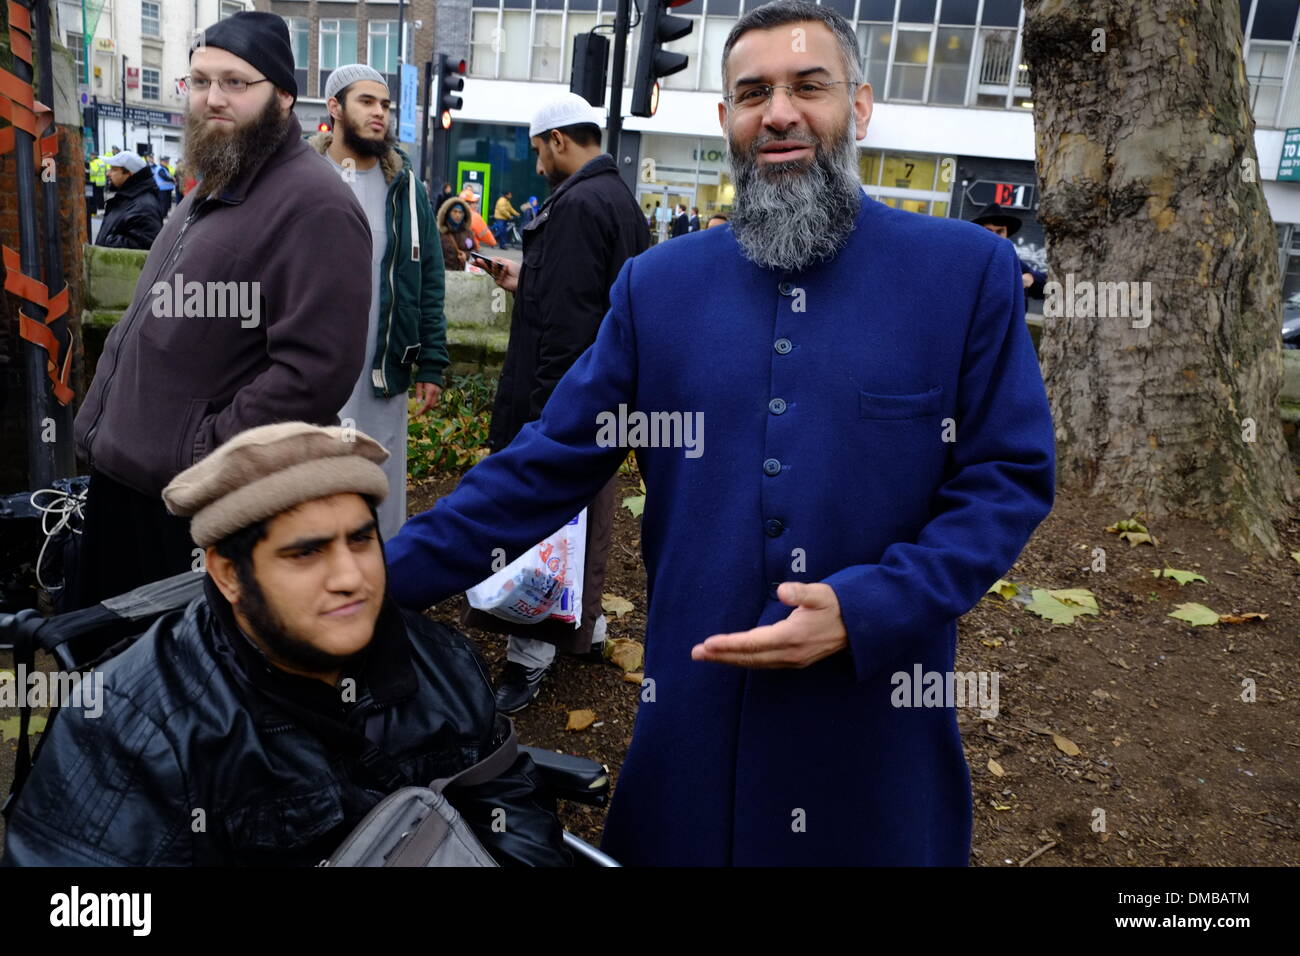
[439,197,475,270]
[493,189,521,249]
[670,203,689,237]
[94,151,163,250]
[688,206,701,232]
[460,187,497,249]
[473,92,650,714]
[312,63,449,541]
[144,151,176,217]
[969,202,1046,302]
[521,195,540,228]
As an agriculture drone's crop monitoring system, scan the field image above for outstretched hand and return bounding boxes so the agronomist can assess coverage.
[690,582,848,669]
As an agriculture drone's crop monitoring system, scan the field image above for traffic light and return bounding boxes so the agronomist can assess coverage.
[570,32,610,108]
[630,0,693,117]
[436,54,465,130]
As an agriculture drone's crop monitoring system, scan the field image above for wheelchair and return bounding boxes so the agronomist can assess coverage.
[0,569,618,867]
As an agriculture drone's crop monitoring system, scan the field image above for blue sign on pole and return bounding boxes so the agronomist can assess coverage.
[399,63,418,143]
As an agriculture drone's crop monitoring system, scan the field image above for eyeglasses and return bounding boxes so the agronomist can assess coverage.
[180,75,270,95]
[724,79,854,109]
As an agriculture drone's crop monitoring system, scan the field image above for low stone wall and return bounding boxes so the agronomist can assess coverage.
[80,246,513,380]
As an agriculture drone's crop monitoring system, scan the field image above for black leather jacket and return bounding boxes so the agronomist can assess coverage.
[2,579,569,866]
[94,166,163,250]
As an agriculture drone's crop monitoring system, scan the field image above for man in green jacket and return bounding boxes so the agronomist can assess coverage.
[313,64,449,539]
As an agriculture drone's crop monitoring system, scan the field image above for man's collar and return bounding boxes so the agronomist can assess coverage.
[544,152,616,208]
[201,574,417,718]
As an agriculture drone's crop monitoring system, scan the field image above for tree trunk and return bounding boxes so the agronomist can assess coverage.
[1023,0,1297,555]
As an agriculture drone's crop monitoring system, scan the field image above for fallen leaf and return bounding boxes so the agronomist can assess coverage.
[623,671,644,684]
[992,803,1012,811]
[1106,518,1158,547]
[1053,734,1081,756]
[604,637,644,673]
[0,715,47,742]
[1152,568,1207,586]
[601,593,635,618]
[566,709,597,732]
[986,579,1019,600]
[1218,612,1269,624]
[1026,588,1099,625]
[987,758,1005,777]
[621,479,646,518]
[1291,551,1300,565]
[980,636,1005,648]
[1106,518,1148,534]
[1168,602,1220,626]
[1048,588,1099,611]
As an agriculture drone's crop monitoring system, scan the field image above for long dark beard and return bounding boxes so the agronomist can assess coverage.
[340,111,394,159]
[183,91,290,200]
[725,115,863,273]
[234,562,361,676]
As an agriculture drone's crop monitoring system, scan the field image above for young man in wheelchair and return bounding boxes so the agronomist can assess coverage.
[1,423,569,866]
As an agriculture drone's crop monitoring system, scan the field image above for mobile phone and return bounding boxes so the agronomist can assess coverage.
[468,251,495,267]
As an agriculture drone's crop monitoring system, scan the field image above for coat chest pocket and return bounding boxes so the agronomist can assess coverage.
[858,386,944,420]
[225,781,346,853]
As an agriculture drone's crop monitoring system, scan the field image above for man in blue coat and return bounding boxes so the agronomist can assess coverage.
[385,0,1055,865]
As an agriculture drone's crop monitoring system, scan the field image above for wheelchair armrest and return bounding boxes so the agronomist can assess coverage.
[521,745,610,808]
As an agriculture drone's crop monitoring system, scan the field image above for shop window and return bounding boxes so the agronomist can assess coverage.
[531,12,563,82]
[889,28,931,102]
[501,11,530,80]
[931,26,973,104]
[471,11,500,78]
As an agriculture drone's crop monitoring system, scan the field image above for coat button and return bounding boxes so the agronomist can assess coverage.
[778,281,794,295]
[774,338,792,354]
[764,518,784,537]
[768,397,786,415]
[763,458,782,476]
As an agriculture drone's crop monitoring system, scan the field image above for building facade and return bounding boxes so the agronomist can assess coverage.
[254,0,440,135]
[432,0,1300,293]
[55,0,255,160]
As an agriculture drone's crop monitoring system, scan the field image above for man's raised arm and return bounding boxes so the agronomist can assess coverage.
[385,259,640,610]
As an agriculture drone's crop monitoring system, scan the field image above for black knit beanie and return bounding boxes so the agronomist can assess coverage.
[191,12,297,104]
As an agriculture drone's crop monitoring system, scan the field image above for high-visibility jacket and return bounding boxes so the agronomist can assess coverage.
[88,156,108,187]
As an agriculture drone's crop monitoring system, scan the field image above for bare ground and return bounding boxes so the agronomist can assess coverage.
[411,471,1300,866]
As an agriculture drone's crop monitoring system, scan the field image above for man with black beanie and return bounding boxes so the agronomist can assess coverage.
[72,11,373,608]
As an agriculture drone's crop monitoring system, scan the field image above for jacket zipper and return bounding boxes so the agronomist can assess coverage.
[375,173,400,397]
[83,202,205,465]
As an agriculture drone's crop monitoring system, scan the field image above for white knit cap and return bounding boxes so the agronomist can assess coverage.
[325,63,388,102]
[107,151,146,174]
[528,92,604,138]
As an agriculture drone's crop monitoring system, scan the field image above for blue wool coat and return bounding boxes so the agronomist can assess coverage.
[386,194,1056,866]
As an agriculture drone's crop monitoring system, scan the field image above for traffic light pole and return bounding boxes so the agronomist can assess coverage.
[606,0,631,161]
[420,59,433,188]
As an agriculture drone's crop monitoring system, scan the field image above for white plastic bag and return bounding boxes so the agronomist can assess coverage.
[465,510,586,627]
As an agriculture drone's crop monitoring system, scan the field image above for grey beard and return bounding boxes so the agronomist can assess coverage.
[725,120,863,273]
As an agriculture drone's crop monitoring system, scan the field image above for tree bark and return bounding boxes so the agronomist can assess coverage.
[1023,0,1297,555]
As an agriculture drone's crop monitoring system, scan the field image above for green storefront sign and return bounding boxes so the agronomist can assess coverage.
[1280,128,1300,182]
